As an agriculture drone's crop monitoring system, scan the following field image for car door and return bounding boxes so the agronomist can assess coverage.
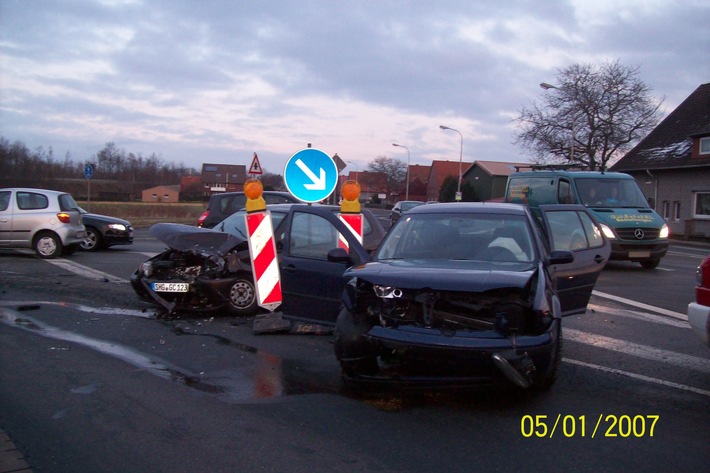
[277,205,369,325]
[538,204,611,315]
[0,190,13,245]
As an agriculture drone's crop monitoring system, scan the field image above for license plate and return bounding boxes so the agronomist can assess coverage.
[151,282,189,292]
[629,251,650,258]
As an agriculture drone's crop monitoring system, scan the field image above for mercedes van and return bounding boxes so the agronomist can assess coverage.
[505,167,668,269]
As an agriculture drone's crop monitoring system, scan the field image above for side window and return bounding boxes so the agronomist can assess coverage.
[289,212,339,259]
[229,195,247,213]
[17,192,48,210]
[558,180,575,204]
[0,191,10,211]
[546,210,597,251]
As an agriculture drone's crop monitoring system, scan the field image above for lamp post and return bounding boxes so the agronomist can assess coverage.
[540,82,575,163]
[392,143,410,201]
[346,160,359,182]
[439,125,463,201]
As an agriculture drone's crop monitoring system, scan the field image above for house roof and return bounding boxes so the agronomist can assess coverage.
[611,83,710,172]
[428,160,473,190]
[408,164,431,183]
[468,160,529,177]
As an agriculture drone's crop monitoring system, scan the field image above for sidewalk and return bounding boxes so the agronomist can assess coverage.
[0,429,32,473]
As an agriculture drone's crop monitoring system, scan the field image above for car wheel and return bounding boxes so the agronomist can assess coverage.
[34,232,62,259]
[81,227,103,251]
[532,323,562,391]
[226,274,258,316]
[63,243,79,256]
[640,259,660,269]
[334,308,378,378]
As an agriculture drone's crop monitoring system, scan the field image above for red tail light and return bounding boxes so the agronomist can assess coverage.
[197,211,209,227]
[57,212,72,223]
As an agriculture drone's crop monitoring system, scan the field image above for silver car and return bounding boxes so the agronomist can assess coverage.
[0,188,86,258]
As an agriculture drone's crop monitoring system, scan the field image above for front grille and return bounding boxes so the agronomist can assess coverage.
[615,227,660,240]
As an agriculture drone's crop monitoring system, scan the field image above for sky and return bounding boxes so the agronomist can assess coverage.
[1,0,709,176]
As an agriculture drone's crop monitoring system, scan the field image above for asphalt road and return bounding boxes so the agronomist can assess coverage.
[0,231,708,472]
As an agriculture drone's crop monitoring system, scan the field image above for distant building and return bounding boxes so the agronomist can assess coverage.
[142,185,181,203]
[425,160,473,201]
[200,163,247,197]
[463,160,529,202]
[343,170,388,203]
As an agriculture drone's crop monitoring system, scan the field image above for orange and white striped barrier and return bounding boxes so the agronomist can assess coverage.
[244,180,282,312]
[338,180,363,252]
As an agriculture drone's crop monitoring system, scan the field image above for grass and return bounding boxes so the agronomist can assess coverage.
[82,201,206,228]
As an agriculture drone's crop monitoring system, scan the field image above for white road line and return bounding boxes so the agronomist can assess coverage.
[46,259,128,284]
[565,328,710,373]
[586,303,689,328]
[563,358,710,397]
[592,290,687,321]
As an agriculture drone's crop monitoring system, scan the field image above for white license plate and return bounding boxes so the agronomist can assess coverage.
[629,251,650,258]
[151,282,189,292]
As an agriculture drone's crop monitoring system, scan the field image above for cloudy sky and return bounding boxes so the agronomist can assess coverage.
[1,0,708,175]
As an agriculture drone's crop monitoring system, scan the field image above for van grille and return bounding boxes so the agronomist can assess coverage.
[615,228,660,240]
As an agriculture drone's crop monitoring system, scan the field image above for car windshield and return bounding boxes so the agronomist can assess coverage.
[216,210,288,239]
[375,213,535,263]
[575,178,650,208]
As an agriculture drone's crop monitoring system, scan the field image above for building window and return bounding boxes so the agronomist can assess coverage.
[700,137,710,155]
[694,192,710,220]
[662,201,670,220]
[673,201,681,222]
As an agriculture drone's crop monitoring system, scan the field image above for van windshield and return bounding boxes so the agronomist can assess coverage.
[575,178,649,208]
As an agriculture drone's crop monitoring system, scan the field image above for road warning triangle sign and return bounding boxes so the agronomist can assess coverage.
[249,152,263,175]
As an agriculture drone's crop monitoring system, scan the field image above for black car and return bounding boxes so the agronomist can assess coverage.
[78,207,133,252]
[130,204,385,316]
[333,202,611,390]
[390,200,424,224]
[197,191,298,228]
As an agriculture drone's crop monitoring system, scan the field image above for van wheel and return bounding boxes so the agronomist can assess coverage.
[640,259,660,269]
[34,232,62,259]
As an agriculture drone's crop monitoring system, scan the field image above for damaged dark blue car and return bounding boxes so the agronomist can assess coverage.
[331,202,610,390]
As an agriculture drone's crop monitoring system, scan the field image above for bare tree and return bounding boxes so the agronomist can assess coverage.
[515,60,663,171]
[367,155,407,197]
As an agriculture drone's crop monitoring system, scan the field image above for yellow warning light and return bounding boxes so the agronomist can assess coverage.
[244,179,266,212]
[340,180,361,213]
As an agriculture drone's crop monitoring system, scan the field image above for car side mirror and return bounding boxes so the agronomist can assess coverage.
[327,247,353,264]
[547,250,574,265]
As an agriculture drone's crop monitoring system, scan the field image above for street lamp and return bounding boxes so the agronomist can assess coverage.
[540,82,575,162]
[392,143,410,201]
[439,125,463,201]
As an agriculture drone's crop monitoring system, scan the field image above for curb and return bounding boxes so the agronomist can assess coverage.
[0,429,32,473]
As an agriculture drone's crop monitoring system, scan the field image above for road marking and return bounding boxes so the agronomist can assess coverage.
[565,328,710,373]
[587,303,689,328]
[563,358,710,397]
[593,290,687,321]
[46,259,128,284]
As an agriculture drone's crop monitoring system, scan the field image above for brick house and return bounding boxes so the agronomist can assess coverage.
[611,83,710,239]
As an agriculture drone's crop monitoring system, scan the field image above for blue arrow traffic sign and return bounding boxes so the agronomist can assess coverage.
[84,163,94,180]
[283,148,338,203]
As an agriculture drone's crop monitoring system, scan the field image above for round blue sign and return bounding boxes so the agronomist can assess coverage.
[283,148,338,203]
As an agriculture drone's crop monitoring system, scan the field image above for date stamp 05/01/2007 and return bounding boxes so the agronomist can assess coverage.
[520,414,660,439]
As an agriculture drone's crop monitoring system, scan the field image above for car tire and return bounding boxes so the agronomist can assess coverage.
[33,232,62,259]
[81,227,103,251]
[532,323,562,391]
[226,274,258,316]
[63,243,80,256]
[640,259,660,269]
[334,308,378,378]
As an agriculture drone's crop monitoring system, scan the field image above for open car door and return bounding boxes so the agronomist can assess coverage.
[276,205,369,326]
[538,205,611,316]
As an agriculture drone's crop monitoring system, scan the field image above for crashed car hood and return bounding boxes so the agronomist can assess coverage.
[150,223,246,255]
[345,260,537,292]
